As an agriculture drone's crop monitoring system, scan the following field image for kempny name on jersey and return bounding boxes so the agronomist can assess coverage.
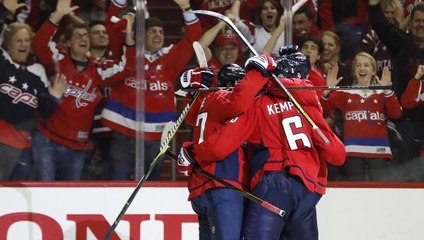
[345,110,386,122]
[0,83,38,108]
[125,77,169,91]
[63,80,97,108]
[267,101,295,115]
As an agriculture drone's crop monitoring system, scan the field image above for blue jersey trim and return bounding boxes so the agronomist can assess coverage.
[344,137,390,147]
[105,99,176,123]
[215,150,240,182]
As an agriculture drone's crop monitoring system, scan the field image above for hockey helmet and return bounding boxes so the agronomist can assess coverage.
[217,64,246,87]
[279,44,299,57]
[275,52,311,79]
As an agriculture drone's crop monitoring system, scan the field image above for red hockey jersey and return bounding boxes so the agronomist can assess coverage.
[191,78,345,195]
[184,69,269,199]
[401,78,424,110]
[321,89,403,159]
[101,3,202,141]
[32,20,134,150]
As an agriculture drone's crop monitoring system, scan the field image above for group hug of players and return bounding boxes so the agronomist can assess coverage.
[173,45,346,240]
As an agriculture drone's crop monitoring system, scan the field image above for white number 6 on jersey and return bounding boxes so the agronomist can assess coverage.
[282,116,311,150]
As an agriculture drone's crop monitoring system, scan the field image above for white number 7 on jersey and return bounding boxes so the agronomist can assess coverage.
[196,112,208,144]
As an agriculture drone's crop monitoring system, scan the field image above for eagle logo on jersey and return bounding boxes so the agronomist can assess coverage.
[63,79,98,108]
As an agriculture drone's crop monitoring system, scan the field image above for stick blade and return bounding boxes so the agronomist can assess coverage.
[160,121,175,146]
[193,41,208,67]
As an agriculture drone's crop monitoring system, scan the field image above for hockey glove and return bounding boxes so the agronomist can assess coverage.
[180,67,214,89]
[177,142,195,176]
[245,53,276,77]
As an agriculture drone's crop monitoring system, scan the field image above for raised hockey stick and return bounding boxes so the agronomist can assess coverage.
[192,41,208,68]
[180,85,393,92]
[190,10,330,144]
[164,150,285,217]
[104,41,207,240]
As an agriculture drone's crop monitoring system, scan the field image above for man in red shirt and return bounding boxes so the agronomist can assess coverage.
[31,0,134,180]
[101,0,202,180]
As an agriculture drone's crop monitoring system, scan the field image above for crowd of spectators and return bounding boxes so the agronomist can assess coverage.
[0,0,422,181]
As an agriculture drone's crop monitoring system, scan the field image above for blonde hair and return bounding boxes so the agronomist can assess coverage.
[381,0,404,26]
[2,22,34,50]
[352,52,378,85]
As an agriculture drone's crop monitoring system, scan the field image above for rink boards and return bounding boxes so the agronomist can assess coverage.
[0,181,423,240]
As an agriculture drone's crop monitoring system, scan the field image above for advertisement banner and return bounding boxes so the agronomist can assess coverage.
[1,182,424,240]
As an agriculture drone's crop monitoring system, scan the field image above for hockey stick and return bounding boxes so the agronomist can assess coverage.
[180,85,393,92]
[172,44,284,217]
[160,121,176,144]
[104,41,207,240]
[190,10,330,144]
[164,150,285,217]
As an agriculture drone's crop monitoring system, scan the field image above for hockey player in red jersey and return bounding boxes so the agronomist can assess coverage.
[178,52,346,240]
[178,56,278,239]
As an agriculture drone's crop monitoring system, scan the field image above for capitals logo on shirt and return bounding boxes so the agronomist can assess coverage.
[63,79,98,108]
[0,75,38,108]
[130,63,170,92]
[345,110,386,122]
[124,77,169,91]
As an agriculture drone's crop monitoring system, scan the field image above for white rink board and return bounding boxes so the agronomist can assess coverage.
[0,185,423,240]
[319,188,424,240]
